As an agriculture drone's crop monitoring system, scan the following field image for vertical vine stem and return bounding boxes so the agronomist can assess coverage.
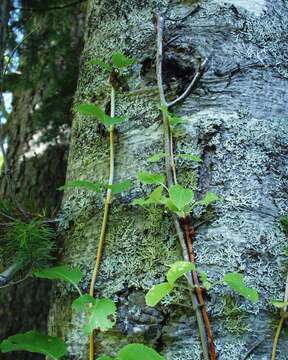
[156,13,215,360]
[88,86,115,360]
[271,272,288,360]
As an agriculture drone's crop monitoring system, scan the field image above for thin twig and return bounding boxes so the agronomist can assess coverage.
[89,86,115,360]
[166,5,201,22]
[0,269,31,289]
[156,15,168,107]
[167,57,208,108]
[183,218,216,359]
[271,272,288,360]
[156,13,212,360]
[0,262,22,286]
[241,337,265,360]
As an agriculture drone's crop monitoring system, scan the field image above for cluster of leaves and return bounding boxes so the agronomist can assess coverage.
[132,171,219,218]
[0,264,164,360]
[89,52,135,73]
[145,261,259,307]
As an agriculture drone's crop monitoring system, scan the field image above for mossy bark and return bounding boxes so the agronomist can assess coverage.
[49,0,288,359]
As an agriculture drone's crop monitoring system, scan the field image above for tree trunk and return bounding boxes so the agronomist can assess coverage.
[48,0,288,359]
[0,2,85,359]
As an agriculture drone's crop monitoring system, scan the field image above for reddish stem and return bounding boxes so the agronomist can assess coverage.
[182,217,217,360]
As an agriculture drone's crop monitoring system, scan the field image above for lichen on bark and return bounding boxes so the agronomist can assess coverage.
[49,0,288,359]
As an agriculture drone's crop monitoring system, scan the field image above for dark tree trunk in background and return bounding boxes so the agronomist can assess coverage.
[48,0,288,359]
[0,1,85,359]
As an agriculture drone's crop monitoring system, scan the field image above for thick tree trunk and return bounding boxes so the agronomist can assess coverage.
[0,2,85,359]
[49,1,288,359]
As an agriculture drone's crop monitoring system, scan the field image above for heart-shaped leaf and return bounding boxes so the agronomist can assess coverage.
[0,331,67,359]
[145,282,172,307]
[111,52,135,68]
[118,344,164,360]
[106,180,132,194]
[89,58,112,72]
[137,171,165,185]
[168,185,194,211]
[199,192,219,206]
[34,265,83,287]
[72,294,96,313]
[84,299,116,334]
[166,261,195,286]
[77,104,125,126]
[223,272,259,303]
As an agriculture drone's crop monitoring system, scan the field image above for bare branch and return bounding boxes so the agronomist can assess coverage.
[0,262,21,286]
[156,14,168,107]
[166,5,201,22]
[167,57,208,108]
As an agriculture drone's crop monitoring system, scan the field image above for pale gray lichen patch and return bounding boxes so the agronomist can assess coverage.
[213,0,266,16]
[176,110,288,355]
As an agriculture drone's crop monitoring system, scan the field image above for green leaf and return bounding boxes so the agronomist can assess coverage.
[149,186,163,203]
[132,187,164,208]
[199,272,213,290]
[160,106,184,128]
[168,114,185,128]
[77,104,125,126]
[199,192,220,206]
[167,261,195,286]
[106,180,132,194]
[0,331,67,359]
[223,272,259,303]
[161,197,179,212]
[34,265,83,287]
[97,356,114,360]
[145,282,173,307]
[147,153,166,162]
[89,58,112,72]
[84,299,116,334]
[168,185,194,211]
[132,197,147,207]
[137,171,165,185]
[77,103,105,117]
[271,300,288,309]
[58,180,103,193]
[118,344,164,360]
[72,295,96,313]
[111,52,135,68]
[176,154,202,163]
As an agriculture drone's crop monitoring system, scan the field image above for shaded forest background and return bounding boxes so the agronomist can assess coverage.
[0,1,86,358]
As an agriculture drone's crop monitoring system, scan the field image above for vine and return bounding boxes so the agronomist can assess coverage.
[1,9,279,359]
[155,12,214,359]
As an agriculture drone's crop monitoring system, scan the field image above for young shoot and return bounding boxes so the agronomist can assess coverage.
[132,171,220,218]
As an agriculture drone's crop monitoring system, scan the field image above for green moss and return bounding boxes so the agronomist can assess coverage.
[222,297,249,335]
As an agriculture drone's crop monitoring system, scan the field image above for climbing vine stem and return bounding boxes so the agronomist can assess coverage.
[271,272,288,360]
[156,13,215,360]
[88,86,116,360]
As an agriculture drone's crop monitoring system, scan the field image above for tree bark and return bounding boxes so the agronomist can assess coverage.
[0,2,85,359]
[49,0,288,359]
